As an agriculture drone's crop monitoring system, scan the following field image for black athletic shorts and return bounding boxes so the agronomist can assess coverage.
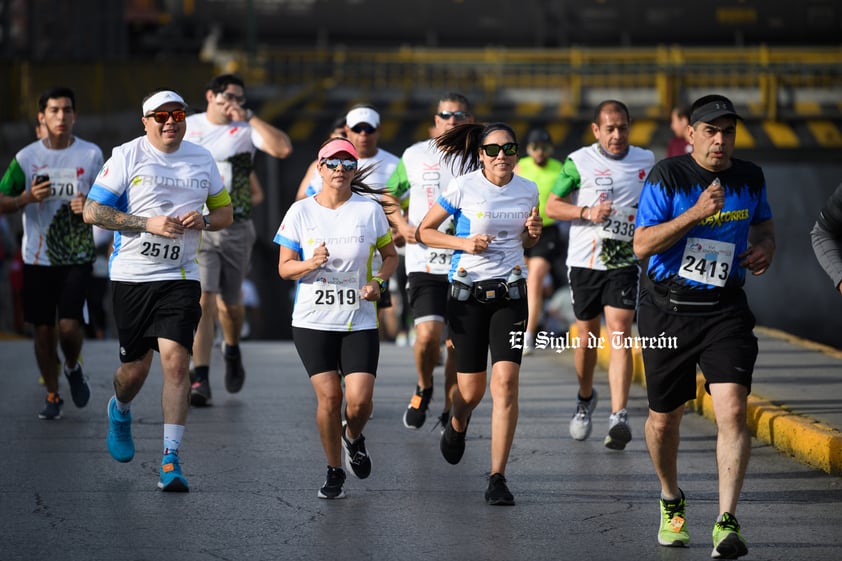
[568,265,639,321]
[111,280,202,363]
[447,293,527,372]
[525,223,561,261]
[292,327,379,377]
[407,272,449,324]
[637,292,758,413]
[23,263,91,326]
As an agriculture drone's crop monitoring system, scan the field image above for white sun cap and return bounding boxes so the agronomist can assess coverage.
[346,106,380,129]
[142,91,187,115]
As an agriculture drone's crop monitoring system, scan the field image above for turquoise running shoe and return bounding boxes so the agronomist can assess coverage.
[158,452,189,492]
[107,397,134,462]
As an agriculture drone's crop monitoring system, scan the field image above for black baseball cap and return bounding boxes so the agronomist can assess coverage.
[526,128,552,145]
[689,94,742,124]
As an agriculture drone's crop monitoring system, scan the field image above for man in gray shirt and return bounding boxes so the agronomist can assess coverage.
[811,182,842,292]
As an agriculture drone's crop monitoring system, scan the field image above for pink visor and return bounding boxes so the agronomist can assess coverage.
[318,138,359,161]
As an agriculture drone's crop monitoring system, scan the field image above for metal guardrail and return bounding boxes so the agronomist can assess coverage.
[2,46,840,124]
[235,45,842,121]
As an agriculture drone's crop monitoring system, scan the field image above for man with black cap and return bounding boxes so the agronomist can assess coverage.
[633,94,775,558]
[514,127,564,356]
[84,88,233,491]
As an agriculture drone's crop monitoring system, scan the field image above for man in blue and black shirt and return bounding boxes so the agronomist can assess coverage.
[634,94,775,559]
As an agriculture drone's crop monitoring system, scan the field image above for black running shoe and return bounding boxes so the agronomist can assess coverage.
[439,416,467,465]
[64,365,90,408]
[432,410,450,434]
[485,473,515,506]
[223,344,246,393]
[190,378,213,407]
[318,466,347,499]
[403,385,433,429]
[38,393,64,420]
[342,429,372,479]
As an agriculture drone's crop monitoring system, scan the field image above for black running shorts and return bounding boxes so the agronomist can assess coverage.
[22,263,92,326]
[292,327,379,377]
[568,265,640,321]
[637,293,758,413]
[447,295,527,372]
[111,280,202,362]
[407,272,449,324]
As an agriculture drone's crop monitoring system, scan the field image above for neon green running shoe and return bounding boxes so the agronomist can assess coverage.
[711,512,748,559]
[658,490,690,547]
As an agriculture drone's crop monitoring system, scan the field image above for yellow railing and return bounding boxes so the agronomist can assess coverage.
[233,45,842,120]
[2,46,840,123]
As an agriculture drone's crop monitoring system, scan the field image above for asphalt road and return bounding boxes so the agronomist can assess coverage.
[1,338,840,561]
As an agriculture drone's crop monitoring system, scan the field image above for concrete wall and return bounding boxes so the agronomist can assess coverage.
[745,159,842,349]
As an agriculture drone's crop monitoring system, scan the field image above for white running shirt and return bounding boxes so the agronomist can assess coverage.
[185,113,263,221]
[556,144,654,270]
[437,169,539,282]
[3,138,103,266]
[387,139,459,275]
[274,193,393,332]
[87,136,228,282]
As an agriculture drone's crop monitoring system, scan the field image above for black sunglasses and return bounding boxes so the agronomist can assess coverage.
[321,158,358,171]
[350,123,377,134]
[436,111,469,121]
[480,142,518,157]
[145,110,186,123]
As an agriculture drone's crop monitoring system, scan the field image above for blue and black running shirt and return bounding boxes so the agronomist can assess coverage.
[636,154,773,290]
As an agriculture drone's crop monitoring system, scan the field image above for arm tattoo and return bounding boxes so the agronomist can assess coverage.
[84,200,147,232]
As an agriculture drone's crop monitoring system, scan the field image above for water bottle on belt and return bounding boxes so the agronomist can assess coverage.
[450,267,472,301]
[507,266,524,299]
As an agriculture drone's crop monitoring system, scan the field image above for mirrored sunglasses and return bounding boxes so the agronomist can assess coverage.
[145,110,186,123]
[480,142,518,157]
[436,111,469,121]
[321,158,358,171]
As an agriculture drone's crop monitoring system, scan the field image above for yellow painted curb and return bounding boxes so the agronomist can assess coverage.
[571,323,842,476]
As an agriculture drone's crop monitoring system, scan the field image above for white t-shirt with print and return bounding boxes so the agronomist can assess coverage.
[389,139,460,275]
[11,138,103,266]
[437,168,539,282]
[563,144,654,270]
[274,193,392,332]
[87,136,226,282]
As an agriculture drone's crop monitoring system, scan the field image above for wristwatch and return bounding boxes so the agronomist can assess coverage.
[372,276,387,294]
[202,215,211,230]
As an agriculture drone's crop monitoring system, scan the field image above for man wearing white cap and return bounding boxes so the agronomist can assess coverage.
[84,88,233,492]
[186,74,293,407]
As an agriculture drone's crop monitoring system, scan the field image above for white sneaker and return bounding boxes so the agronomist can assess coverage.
[569,390,598,441]
[604,408,632,450]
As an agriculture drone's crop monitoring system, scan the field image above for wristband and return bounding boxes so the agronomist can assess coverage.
[579,206,588,220]
[244,109,255,121]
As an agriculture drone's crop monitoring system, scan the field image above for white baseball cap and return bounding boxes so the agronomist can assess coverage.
[346,106,380,129]
[142,90,187,115]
